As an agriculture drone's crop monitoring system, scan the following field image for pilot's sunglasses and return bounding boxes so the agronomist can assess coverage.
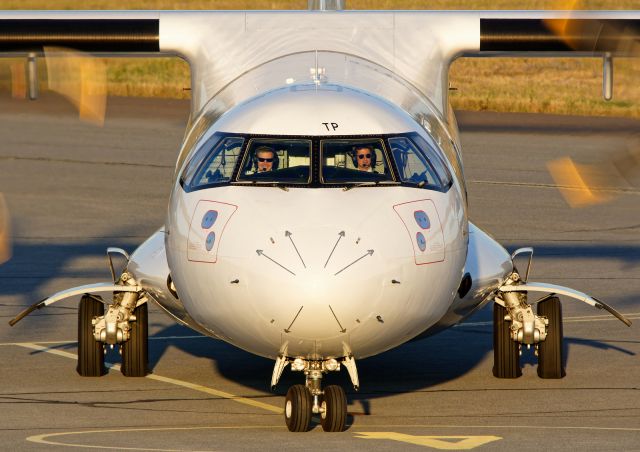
[258,157,274,162]
[358,154,372,159]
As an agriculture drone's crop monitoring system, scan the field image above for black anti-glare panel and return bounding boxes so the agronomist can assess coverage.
[481,18,640,53]
[0,19,159,52]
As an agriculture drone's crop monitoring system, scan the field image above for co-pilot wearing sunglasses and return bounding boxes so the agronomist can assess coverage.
[355,145,374,172]
[255,146,276,172]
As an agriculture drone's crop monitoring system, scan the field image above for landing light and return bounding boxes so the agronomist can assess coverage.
[323,358,339,372]
[292,358,306,371]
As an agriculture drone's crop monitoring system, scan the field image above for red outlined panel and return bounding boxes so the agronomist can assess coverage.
[187,200,238,263]
[393,199,445,265]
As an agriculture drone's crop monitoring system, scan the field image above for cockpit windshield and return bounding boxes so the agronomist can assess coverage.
[181,132,453,193]
[237,138,312,184]
[321,138,394,183]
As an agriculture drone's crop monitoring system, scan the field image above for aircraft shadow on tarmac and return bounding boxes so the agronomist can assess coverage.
[3,239,638,426]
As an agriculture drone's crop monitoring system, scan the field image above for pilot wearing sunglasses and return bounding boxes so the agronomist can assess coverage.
[354,145,376,172]
[254,146,278,172]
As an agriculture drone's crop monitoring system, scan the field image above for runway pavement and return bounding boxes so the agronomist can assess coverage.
[0,94,638,451]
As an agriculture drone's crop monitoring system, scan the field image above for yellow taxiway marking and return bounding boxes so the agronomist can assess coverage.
[355,432,502,450]
[25,424,640,451]
[14,342,283,415]
[27,425,281,451]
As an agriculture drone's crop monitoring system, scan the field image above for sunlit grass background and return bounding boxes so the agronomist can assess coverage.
[0,0,638,117]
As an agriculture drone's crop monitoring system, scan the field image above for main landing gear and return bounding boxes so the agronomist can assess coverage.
[492,293,564,379]
[492,249,631,379]
[273,355,358,432]
[77,271,149,378]
[493,269,565,379]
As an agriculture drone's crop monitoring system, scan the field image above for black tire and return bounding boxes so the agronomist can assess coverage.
[492,303,522,378]
[284,384,313,432]
[537,297,565,379]
[321,385,347,432]
[77,295,105,377]
[121,303,149,377]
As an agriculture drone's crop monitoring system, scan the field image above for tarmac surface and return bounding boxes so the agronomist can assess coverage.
[0,94,638,451]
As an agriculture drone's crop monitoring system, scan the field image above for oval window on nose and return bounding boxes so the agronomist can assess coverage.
[414,210,431,229]
[416,232,427,252]
[201,210,218,229]
[205,232,216,251]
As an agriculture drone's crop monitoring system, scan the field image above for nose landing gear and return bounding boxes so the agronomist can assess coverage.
[276,357,353,432]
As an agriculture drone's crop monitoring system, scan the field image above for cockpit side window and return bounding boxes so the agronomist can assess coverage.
[388,136,441,189]
[183,136,244,190]
[237,138,312,184]
[321,138,394,183]
[410,134,453,189]
[388,135,453,191]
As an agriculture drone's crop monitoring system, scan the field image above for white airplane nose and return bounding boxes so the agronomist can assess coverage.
[174,189,462,360]
[244,226,386,341]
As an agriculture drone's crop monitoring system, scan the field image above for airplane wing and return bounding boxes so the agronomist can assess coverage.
[1,10,639,116]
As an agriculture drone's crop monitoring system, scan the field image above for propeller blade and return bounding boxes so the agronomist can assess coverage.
[544,1,640,56]
[9,60,26,99]
[44,47,107,126]
[0,193,11,265]
[547,157,611,207]
[547,142,640,208]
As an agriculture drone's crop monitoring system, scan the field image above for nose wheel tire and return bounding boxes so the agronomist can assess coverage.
[284,384,313,432]
[320,385,347,432]
[537,297,565,379]
[121,303,149,377]
[492,303,521,378]
[77,295,105,377]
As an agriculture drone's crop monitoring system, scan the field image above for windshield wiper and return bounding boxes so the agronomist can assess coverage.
[231,181,289,191]
[342,181,401,191]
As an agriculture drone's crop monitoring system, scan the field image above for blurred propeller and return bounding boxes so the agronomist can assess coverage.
[0,193,11,265]
[544,1,640,56]
[547,138,640,208]
[543,1,640,207]
[44,47,107,126]
[9,61,26,99]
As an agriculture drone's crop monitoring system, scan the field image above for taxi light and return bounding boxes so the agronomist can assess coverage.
[292,358,306,371]
[324,358,339,372]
